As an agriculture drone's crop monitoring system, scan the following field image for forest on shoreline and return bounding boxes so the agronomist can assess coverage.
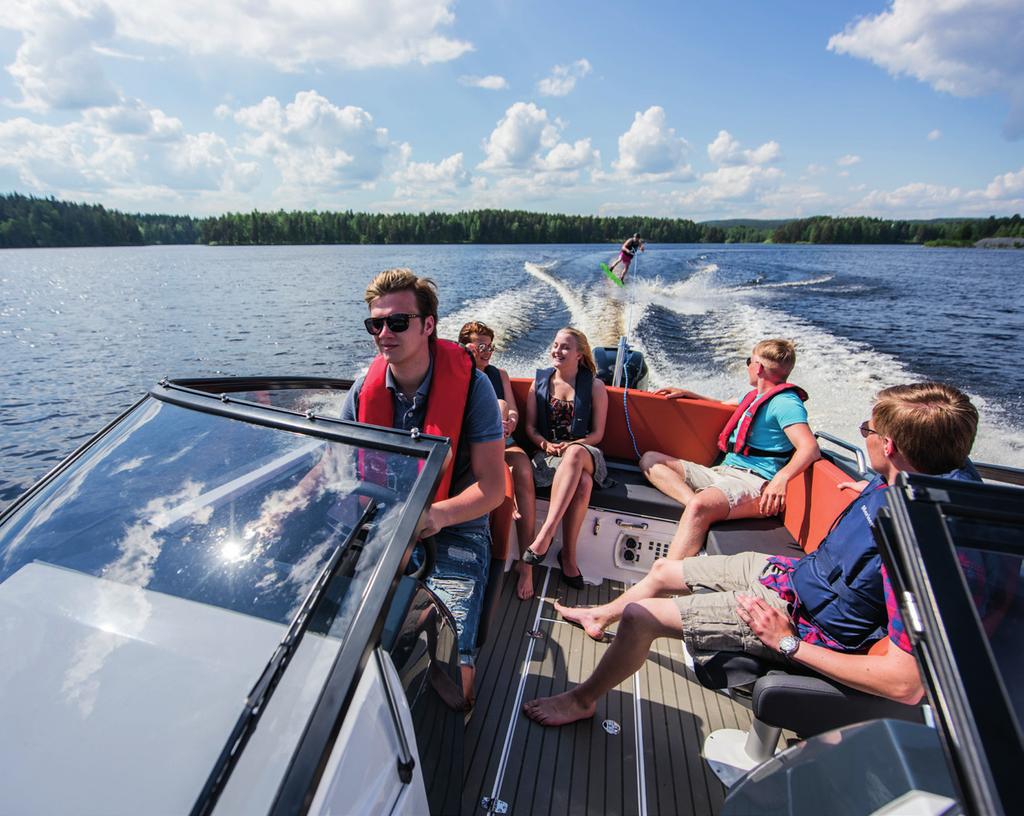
[1,192,1022,250]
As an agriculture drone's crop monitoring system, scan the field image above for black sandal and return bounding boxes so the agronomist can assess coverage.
[557,550,585,590]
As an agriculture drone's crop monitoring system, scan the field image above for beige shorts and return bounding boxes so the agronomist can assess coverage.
[682,461,766,509]
[673,552,791,663]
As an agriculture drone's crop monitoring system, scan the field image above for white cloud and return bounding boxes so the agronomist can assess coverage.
[391,145,470,199]
[828,0,1024,138]
[678,165,784,205]
[608,106,692,182]
[537,58,592,97]
[6,0,120,111]
[852,165,1024,216]
[229,91,393,190]
[983,166,1024,200]
[837,154,861,167]
[2,0,473,110]
[459,74,508,90]
[707,130,781,166]
[116,0,472,70]
[477,101,598,176]
[927,129,942,141]
[805,163,827,176]
[0,105,258,197]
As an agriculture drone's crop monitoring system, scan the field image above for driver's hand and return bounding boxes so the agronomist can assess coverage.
[419,506,448,539]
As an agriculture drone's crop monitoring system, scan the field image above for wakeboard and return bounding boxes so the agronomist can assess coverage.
[601,262,625,288]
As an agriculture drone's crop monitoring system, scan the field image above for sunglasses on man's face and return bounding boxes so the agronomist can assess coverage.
[363,313,424,335]
[859,420,880,439]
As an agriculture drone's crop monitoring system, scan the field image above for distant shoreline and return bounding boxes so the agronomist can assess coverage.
[2,192,1021,250]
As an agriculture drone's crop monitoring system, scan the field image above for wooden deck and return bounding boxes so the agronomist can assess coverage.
[465,567,756,815]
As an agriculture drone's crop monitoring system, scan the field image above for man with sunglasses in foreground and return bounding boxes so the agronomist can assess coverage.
[342,268,507,708]
[525,382,981,727]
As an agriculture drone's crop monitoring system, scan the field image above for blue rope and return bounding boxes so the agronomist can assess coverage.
[622,355,643,461]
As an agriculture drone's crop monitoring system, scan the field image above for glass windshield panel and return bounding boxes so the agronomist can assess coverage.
[0,398,425,815]
[230,387,347,416]
[956,546,1024,729]
[0,398,417,622]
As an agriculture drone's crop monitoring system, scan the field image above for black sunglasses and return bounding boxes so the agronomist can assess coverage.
[364,313,424,335]
[859,420,880,439]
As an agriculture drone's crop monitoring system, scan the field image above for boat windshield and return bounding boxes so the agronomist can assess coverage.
[0,396,432,814]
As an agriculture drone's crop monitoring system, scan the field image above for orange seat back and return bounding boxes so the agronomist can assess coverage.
[781,458,860,552]
[508,378,733,465]
[509,375,861,554]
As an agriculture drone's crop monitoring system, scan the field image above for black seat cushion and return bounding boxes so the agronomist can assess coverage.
[705,518,803,558]
[752,670,923,737]
[694,651,922,738]
[535,462,684,522]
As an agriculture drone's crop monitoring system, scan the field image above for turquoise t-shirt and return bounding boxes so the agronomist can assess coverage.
[722,390,809,479]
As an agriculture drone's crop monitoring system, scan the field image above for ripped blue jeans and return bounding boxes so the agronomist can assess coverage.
[425,526,491,666]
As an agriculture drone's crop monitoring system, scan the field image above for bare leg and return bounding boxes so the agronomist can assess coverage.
[554,557,690,639]
[461,665,476,710]
[527,446,593,558]
[639,451,696,507]
[666,488,763,560]
[559,476,592,577]
[506,447,537,600]
[523,598,683,726]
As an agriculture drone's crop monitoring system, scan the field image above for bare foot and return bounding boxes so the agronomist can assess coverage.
[516,562,535,601]
[523,691,596,726]
[554,600,609,640]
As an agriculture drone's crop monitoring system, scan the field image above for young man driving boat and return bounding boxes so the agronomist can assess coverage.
[341,269,507,707]
[524,382,980,727]
[641,338,821,558]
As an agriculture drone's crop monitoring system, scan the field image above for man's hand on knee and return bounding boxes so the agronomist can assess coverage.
[736,594,795,652]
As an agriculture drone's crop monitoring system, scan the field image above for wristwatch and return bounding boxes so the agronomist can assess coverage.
[778,635,800,657]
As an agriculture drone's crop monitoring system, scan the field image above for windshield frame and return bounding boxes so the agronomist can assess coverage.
[152,379,453,814]
[876,473,1024,816]
[0,377,452,815]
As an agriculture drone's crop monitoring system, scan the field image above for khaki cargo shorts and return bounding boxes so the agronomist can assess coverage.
[682,461,767,509]
[673,552,791,663]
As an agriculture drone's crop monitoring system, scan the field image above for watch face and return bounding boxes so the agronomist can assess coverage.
[780,635,799,656]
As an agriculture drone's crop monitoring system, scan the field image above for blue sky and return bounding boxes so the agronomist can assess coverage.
[1,0,1021,219]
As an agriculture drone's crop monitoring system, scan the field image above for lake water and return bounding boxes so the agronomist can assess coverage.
[2,242,1022,508]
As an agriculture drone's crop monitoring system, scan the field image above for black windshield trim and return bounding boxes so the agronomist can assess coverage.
[877,473,1024,816]
[266,434,449,814]
[170,376,354,394]
[151,380,450,458]
[190,499,381,816]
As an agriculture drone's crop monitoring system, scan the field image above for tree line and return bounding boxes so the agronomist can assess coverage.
[1,192,1021,249]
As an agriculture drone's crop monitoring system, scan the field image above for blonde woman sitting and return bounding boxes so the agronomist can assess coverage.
[521,327,609,590]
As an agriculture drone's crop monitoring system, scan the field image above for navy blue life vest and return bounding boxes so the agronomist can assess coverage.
[535,366,593,441]
[483,364,504,400]
[790,462,981,650]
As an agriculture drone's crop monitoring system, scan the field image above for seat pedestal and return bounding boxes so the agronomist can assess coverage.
[702,718,782,787]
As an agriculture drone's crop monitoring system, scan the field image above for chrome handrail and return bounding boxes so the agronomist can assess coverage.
[814,430,868,475]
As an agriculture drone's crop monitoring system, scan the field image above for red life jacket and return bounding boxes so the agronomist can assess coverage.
[717,383,808,458]
[358,339,475,502]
